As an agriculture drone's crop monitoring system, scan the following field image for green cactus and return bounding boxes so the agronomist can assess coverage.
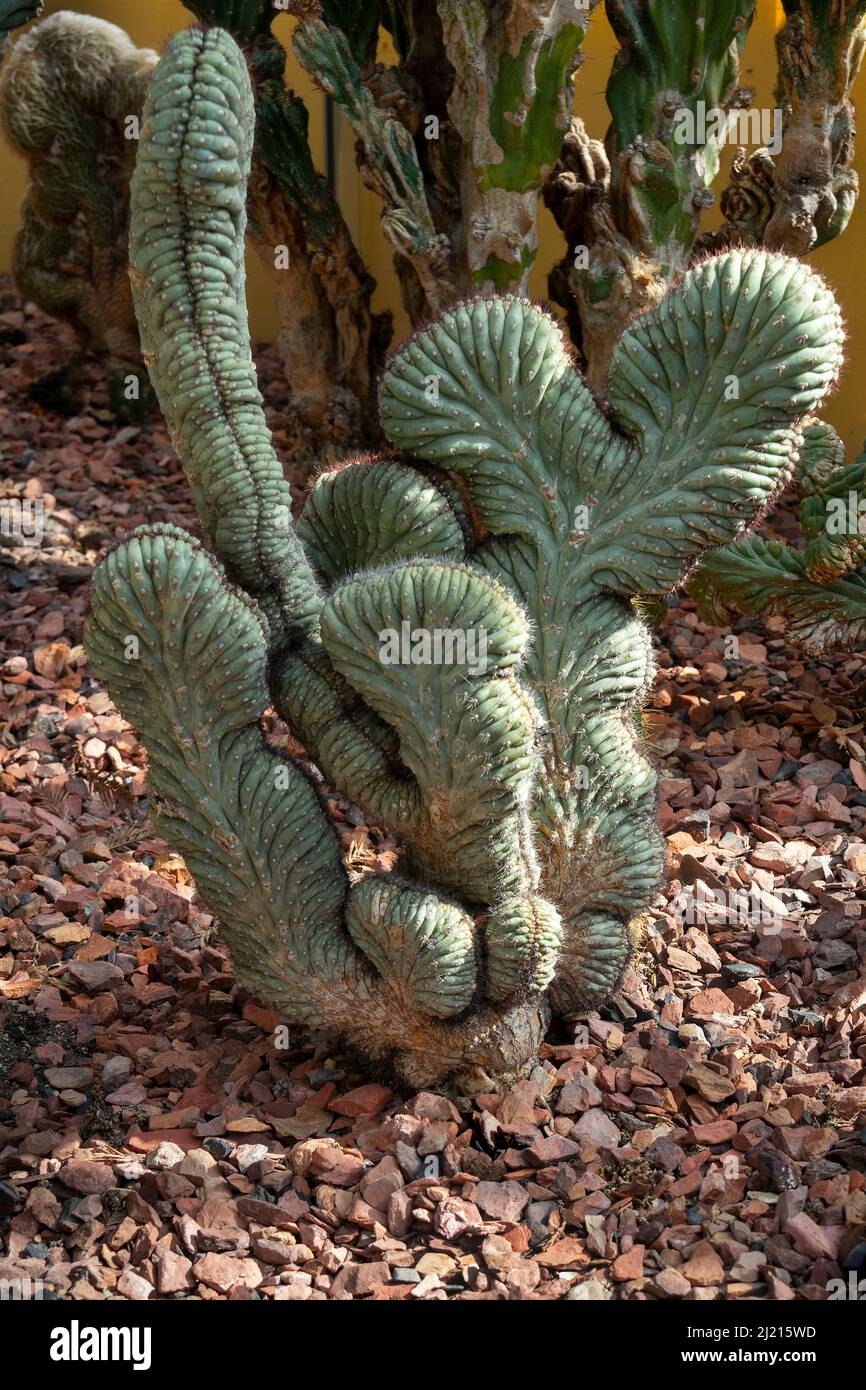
[713,1,866,254]
[692,419,866,655]
[545,1,757,387]
[86,28,843,1087]
[0,11,157,416]
[606,0,756,257]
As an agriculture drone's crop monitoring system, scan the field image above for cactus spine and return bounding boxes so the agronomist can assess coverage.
[85,28,843,1087]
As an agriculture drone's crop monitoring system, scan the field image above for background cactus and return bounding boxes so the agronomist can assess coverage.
[3,3,862,460]
[692,418,866,656]
[85,27,844,1088]
[709,1,866,255]
[545,1,757,387]
[0,10,157,416]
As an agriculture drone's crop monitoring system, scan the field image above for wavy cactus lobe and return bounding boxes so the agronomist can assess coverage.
[86,26,844,1089]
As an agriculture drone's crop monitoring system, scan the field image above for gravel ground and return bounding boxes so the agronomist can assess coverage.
[1,277,864,1302]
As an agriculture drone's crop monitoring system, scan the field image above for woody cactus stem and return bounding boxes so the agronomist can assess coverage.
[692,420,866,655]
[436,0,595,292]
[0,12,157,416]
[87,28,844,1087]
[544,0,757,389]
[290,1,598,317]
[713,0,866,254]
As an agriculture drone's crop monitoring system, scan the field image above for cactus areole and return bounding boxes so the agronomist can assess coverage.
[85,28,844,1090]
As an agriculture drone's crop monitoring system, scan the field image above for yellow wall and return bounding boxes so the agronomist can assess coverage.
[2,2,865,453]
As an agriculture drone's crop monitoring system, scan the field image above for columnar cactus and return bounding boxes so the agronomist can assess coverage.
[545,0,758,387]
[692,420,866,655]
[0,12,157,415]
[85,28,844,1088]
[711,1,866,255]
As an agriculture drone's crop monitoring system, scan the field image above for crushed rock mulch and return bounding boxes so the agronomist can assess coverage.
[0,277,864,1302]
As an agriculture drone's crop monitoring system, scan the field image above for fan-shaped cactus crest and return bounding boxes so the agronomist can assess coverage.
[85,27,844,1088]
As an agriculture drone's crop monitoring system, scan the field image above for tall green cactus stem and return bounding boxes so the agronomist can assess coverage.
[89,26,844,1087]
[437,0,596,292]
[544,1,756,387]
[293,15,457,312]
[713,1,866,254]
[128,27,320,644]
[0,12,157,415]
[187,0,387,451]
[606,1,756,257]
[692,420,866,655]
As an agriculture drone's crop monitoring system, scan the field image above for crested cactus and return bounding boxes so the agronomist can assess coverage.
[692,419,866,655]
[85,27,844,1087]
[0,11,157,416]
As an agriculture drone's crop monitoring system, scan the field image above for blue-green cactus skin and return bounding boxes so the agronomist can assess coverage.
[86,27,844,1088]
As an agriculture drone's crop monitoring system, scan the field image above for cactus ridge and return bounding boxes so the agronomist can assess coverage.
[87,27,844,1086]
[129,26,321,641]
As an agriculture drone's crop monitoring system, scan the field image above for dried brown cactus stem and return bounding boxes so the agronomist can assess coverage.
[244,159,379,453]
[717,1,866,253]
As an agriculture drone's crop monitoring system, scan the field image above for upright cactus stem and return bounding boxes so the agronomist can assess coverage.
[715,0,866,253]
[0,11,157,415]
[293,15,456,310]
[437,0,595,292]
[545,0,757,388]
[87,27,844,1088]
[605,0,756,259]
